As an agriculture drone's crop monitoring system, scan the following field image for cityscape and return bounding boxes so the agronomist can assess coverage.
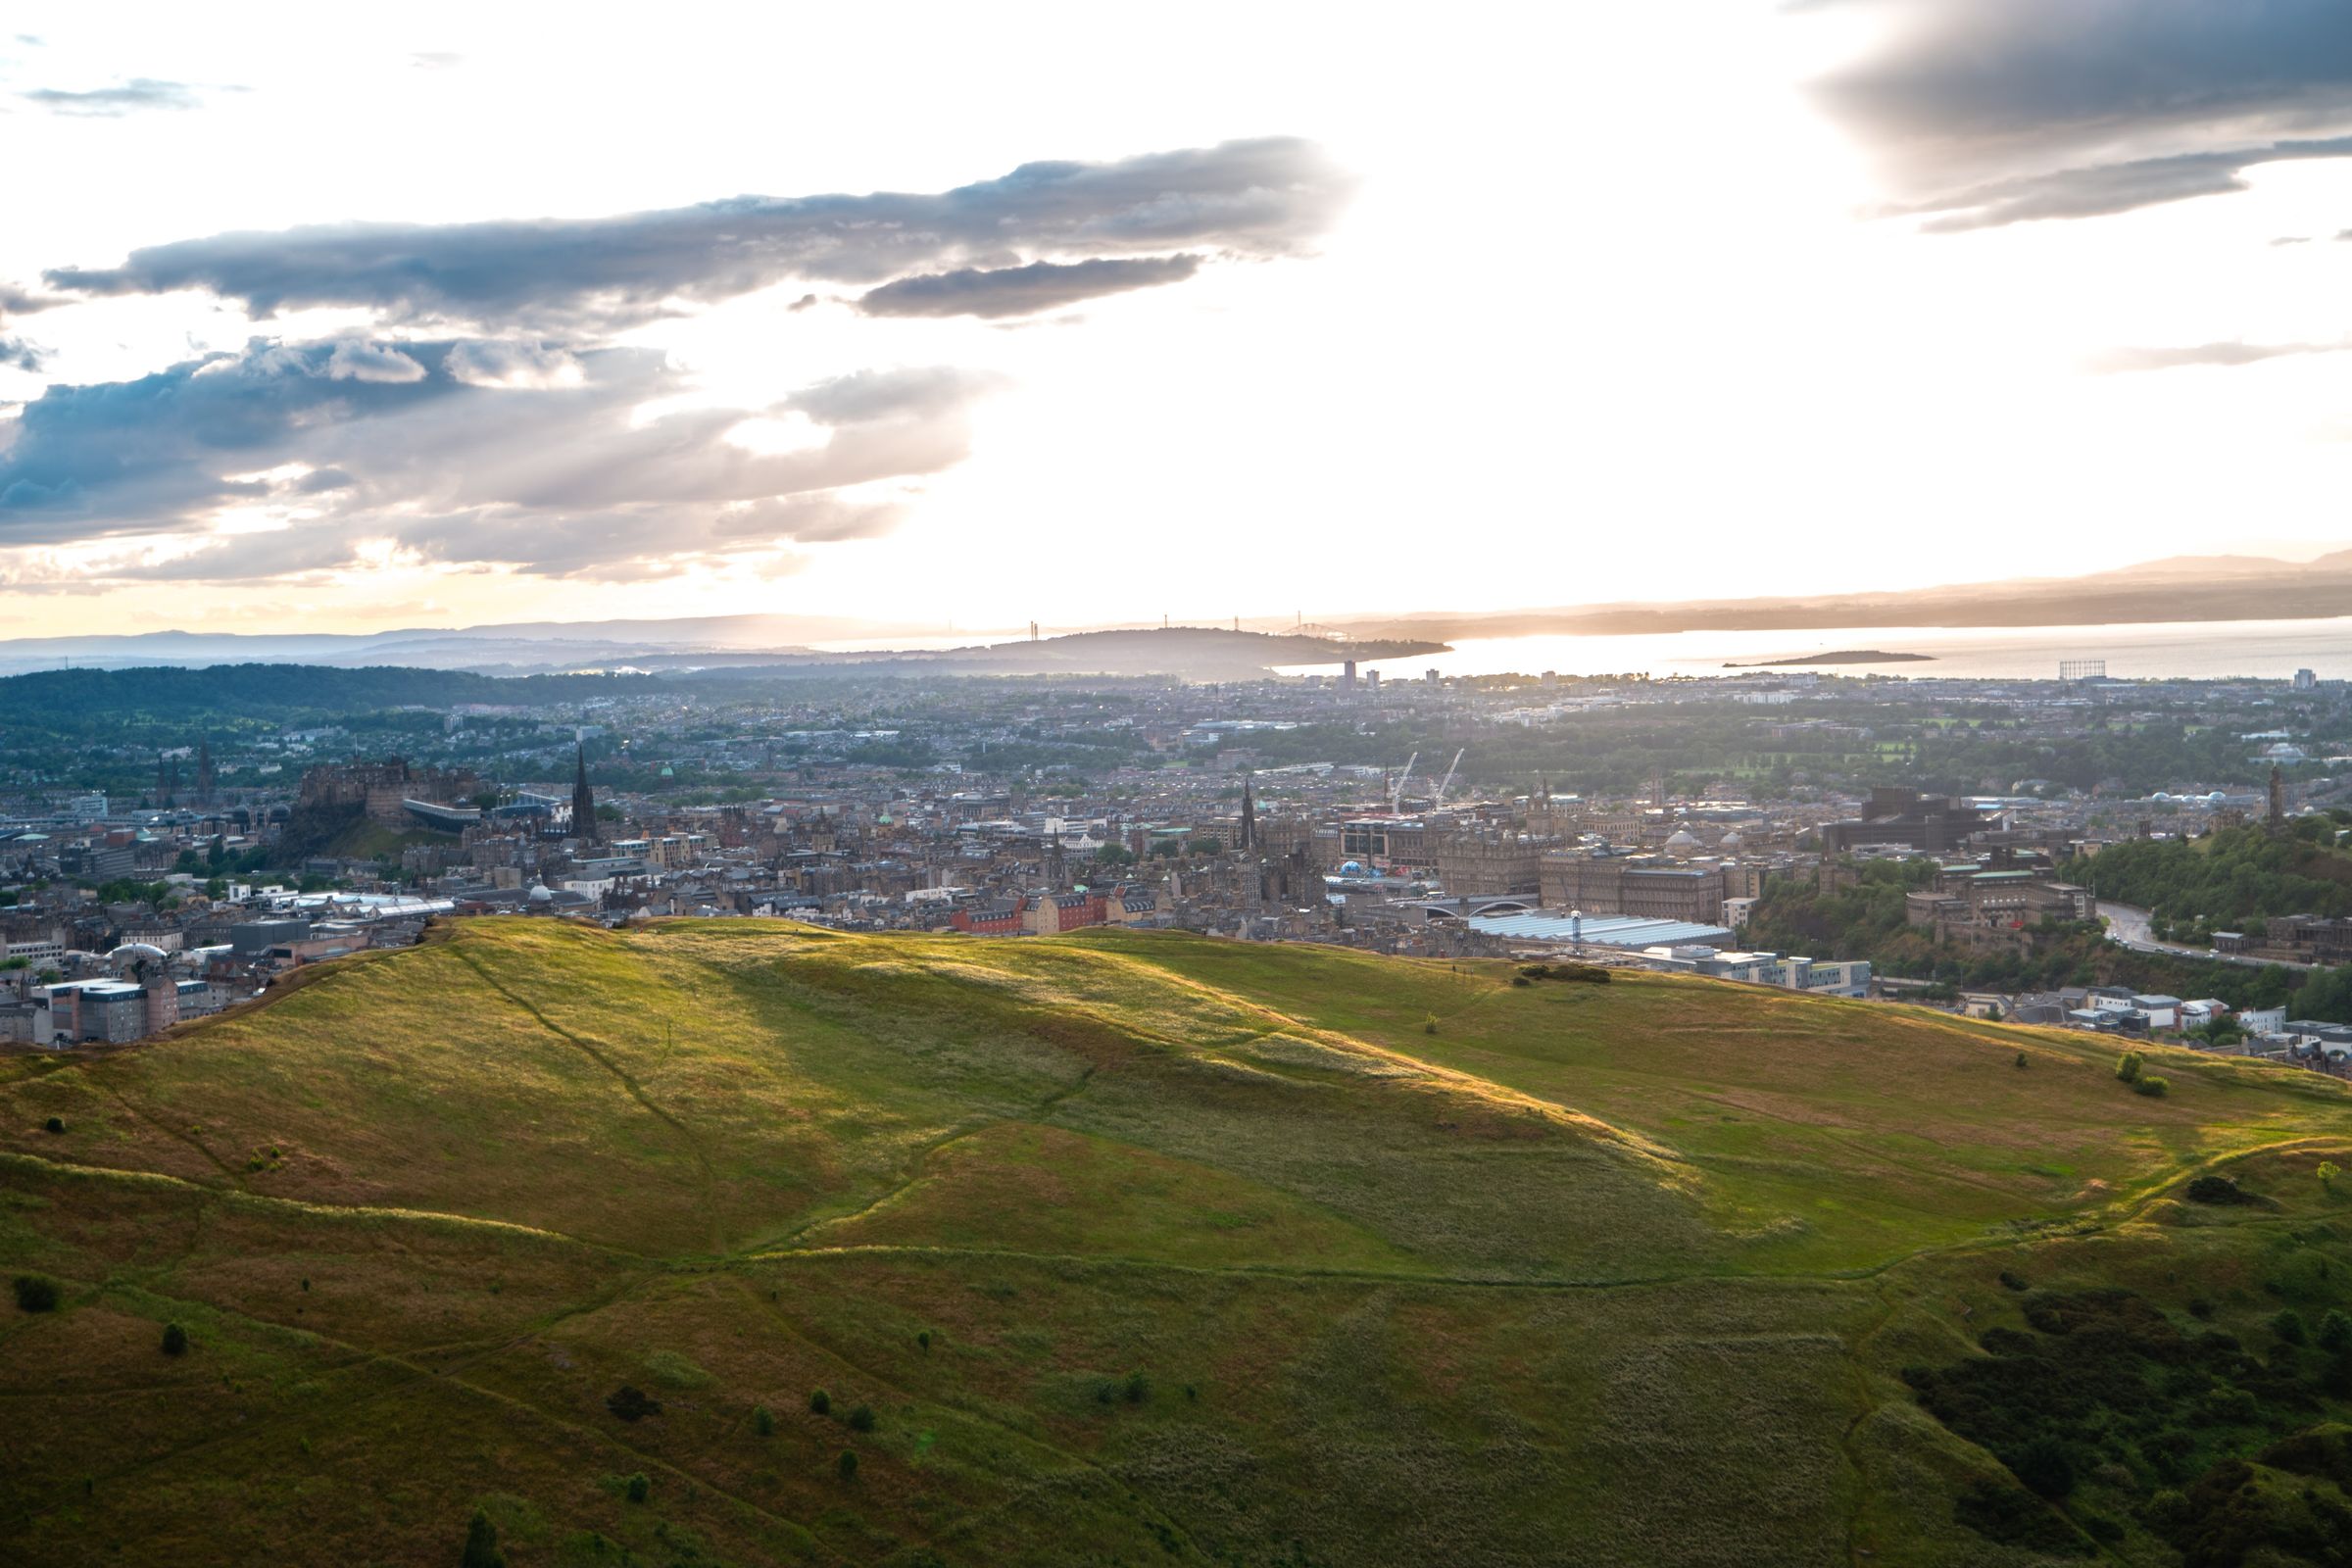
[9,643,2351,1064]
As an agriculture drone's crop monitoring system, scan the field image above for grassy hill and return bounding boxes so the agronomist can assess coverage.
[5,921,2352,1565]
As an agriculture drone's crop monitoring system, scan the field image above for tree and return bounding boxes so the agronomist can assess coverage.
[2116,1052,2143,1084]
[13,1274,61,1313]
[837,1448,859,1482]
[461,1509,508,1568]
[1093,845,1134,867]
[809,1388,831,1415]
[161,1322,188,1356]
[2320,1310,2352,1351]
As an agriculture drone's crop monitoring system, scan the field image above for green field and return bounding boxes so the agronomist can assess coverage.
[5,919,2352,1566]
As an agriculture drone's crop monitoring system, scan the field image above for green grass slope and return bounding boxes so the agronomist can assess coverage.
[2,918,2350,1567]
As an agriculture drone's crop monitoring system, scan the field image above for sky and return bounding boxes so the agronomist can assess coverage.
[3,0,2351,639]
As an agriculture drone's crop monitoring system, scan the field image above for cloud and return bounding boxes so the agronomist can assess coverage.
[0,333,1000,581]
[0,336,46,371]
[0,284,65,319]
[41,137,1349,329]
[1893,137,2352,231]
[409,52,462,70]
[2086,339,2349,372]
[1810,0,2352,226]
[21,77,209,116]
[855,255,1202,318]
[323,339,428,382]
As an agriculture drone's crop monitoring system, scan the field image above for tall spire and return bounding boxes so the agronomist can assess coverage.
[1240,772,1256,853]
[573,744,599,844]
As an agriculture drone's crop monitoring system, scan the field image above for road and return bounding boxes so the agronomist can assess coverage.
[2096,902,2318,972]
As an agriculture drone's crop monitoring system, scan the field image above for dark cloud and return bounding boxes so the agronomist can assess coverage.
[0,334,996,580]
[22,77,208,116]
[1811,0,2352,225]
[856,255,1202,318]
[0,336,47,371]
[2086,339,2347,372]
[41,138,1348,329]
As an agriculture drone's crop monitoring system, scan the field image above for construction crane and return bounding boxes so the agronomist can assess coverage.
[1389,751,1419,814]
[1431,749,1465,809]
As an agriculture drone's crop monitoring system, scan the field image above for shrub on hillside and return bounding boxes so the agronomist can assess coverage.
[42,1116,63,1134]
[2132,1074,2170,1098]
[753,1405,774,1437]
[2184,1175,2259,1206]
[13,1274,61,1313]
[462,1509,507,1568]
[809,1388,831,1415]
[2117,1052,2143,1084]
[161,1322,188,1356]
[623,1473,650,1503]
[2010,1435,2078,1498]
[605,1386,662,1422]
[847,1403,876,1433]
[837,1449,858,1482]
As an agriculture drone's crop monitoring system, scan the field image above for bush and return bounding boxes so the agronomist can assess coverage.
[847,1403,876,1433]
[2185,1175,2258,1206]
[161,1322,188,1356]
[1423,1013,1438,1035]
[809,1388,832,1415]
[1997,1270,2030,1293]
[1123,1371,1151,1405]
[462,1508,508,1568]
[2116,1052,2143,1084]
[604,1386,662,1422]
[2010,1435,2078,1499]
[2014,1052,2028,1070]
[42,1116,64,1134]
[2274,1309,2308,1346]
[1510,974,1532,987]
[12,1274,61,1313]
[624,1472,650,1504]
[917,1330,931,1353]
[837,1449,858,1482]
[2132,1074,2170,1098]
[753,1405,774,1437]
[2320,1310,2352,1351]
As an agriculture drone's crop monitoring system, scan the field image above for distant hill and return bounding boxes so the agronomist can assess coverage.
[1334,546,2352,640]
[5,919,2350,1565]
[0,625,1441,681]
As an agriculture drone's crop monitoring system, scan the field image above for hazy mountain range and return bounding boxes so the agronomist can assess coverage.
[1,548,2341,676]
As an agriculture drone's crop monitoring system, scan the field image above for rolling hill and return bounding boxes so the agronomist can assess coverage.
[5,921,2352,1565]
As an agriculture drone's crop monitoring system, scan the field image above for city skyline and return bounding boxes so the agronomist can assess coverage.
[6,2,2352,636]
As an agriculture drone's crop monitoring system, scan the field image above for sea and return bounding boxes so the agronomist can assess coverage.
[1275,617,2352,684]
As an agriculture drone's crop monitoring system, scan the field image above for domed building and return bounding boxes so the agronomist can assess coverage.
[1664,827,1700,858]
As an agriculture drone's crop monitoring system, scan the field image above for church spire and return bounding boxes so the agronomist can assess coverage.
[1240,771,1256,853]
[572,744,599,844]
